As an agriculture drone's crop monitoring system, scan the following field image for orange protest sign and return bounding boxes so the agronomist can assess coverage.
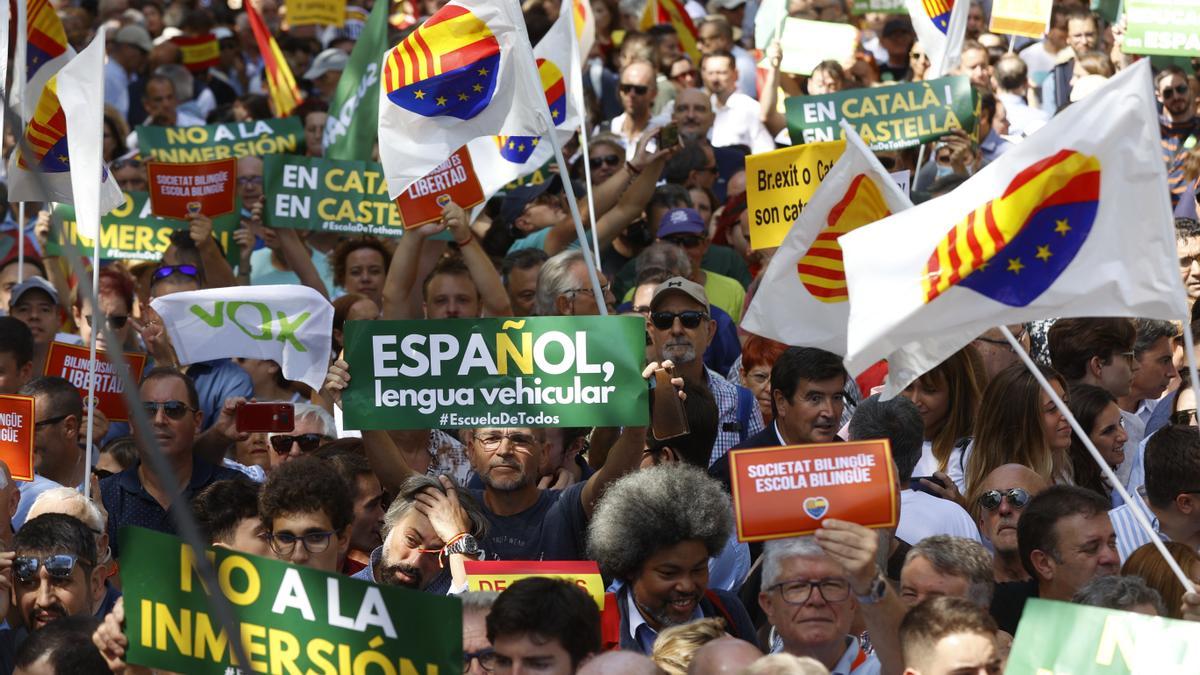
[395,147,485,229]
[0,395,35,481]
[729,440,899,542]
[147,158,238,220]
[464,560,605,608]
[44,342,148,422]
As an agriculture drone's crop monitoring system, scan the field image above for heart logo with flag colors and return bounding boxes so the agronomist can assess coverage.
[803,496,829,519]
[922,149,1100,308]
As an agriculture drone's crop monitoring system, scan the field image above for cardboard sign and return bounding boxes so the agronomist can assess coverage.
[288,0,347,26]
[890,169,911,196]
[728,440,899,541]
[44,342,148,422]
[120,527,462,675]
[785,75,978,151]
[988,0,1053,38]
[395,148,485,229]
[1124,0,1200,56]
[465,561,605,607]
[1008,598,1200,673]
[745,140,846,250]
[172,34,220,73]
[0,395,35,481]
[147,159,237,220]
[775,18,859,76]
[138,117,305,163]
[51,192,241,264]
[341,317,650,430]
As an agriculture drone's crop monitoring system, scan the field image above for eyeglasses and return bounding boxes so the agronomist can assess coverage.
[83,314,129,329]
[269,433,326,455]
[1162,84,1190,98]
[474,431,538,450]
[237,175,264,185]
[619,83,649,96]
[665,234,706,249]
[152,264,200,281]
[589,154,622,169]
[269,530,336,556]
[768,578,851,605]
[110,158,143,170]
[1172,409,1198,426]
[142,400,195,420]
[34,413,70,430]
[464,648,498,673]
[671,70,696,82]
[978,488,1031,511]
[564,283,611,298]
[650,310,708,330]
[14,554,90,584]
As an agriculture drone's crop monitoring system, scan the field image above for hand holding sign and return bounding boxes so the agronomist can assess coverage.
[813,519,880,592]
[321,358,351,407]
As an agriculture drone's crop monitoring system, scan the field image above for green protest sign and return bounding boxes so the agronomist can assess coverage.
[263,154,406,237]
[119,526,462,675]
[851,0,905,15]
[1123,0,1200,56]
[137,118,305,162]
[50,191,240,264]
[341,317,650,430]
[1008,598,1200,673]
[785,76,978,150]
[324,0,388,159]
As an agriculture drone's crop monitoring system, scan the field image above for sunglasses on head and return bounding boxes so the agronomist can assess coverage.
[589,154,622,169]
[619,83,649,96]
[14,554,89,583]
[1163,84,1190,98]
[978,487,1031,511]
[143,400,195,420]
[650,310,708,330]
[152,264,199,281]
[270,433,325,455]
[83,314,129,329]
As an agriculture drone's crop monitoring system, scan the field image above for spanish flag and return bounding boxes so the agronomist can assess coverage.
[173,34,221,73]
[639,0,700,62]
[247,2,304,117]
[839,61,1186,398]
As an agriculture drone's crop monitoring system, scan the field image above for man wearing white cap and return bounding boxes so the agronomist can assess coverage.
[106,25,153,120]
[304,48,349,102]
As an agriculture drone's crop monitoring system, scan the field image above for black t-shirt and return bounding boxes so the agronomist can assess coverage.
[990,578,1039,635]
[471,482,589,561]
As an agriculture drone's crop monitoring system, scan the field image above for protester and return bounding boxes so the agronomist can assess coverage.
[650,617,726,675]
[1122,541,1200,619]
[486,577,601,675]
[686,636,763,674]
[1109,424,1200,561]
[0,316,34,395]
[190,477,271,555]
[967,464,1050,583]
[13,614,108,675]
[258,454,353,573]
[900,347,984,482]
[463,591,499,675]
[26,487,120,618]
[12,513,107,633]
[899,596,1003,675]
[1072,574,1165,616]
[899,536,995,608]
[15,377,86,529]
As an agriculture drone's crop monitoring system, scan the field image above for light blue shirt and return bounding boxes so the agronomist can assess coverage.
[1108,486,1164,563]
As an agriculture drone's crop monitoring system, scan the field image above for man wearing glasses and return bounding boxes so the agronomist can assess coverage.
[12,513,108,634]
[656,208,745,320]
[607,60,668,161]
[969,464,1048,583]
[100,368,245,559]
[259,455,355,573]
[1155,65,1200,208]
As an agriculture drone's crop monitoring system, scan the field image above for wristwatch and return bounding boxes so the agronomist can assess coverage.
[853,570,889,605]
[444,534,482,558]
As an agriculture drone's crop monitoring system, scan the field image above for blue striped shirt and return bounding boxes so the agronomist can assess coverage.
[1108,487,1165,563]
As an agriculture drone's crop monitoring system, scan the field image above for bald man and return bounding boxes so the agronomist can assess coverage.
[577,651,659,674]
[687,636,762,674]
[972,464,1050,582]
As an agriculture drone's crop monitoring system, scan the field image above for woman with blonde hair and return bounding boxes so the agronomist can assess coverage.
[1122,541,1200,619]
[651,617,727,675]
[962,363,1073,494]
[901,346,986,487]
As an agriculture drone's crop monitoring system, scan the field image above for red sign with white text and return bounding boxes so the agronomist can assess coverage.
[0,395,34,481]
[729,440,899,542]
[44,342,148,422]
[147,158,238,220]
[395,147,484,229]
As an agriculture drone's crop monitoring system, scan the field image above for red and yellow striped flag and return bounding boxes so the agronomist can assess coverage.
[246,2,304,117]
[640,0,700,62]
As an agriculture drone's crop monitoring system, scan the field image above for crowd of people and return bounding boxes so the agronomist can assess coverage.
[0,0,1198,672]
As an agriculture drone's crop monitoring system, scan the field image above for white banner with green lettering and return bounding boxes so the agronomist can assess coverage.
[149,285,333,389]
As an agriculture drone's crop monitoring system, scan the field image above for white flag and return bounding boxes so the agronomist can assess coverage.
[57,28,116,240]
[840,60,1186,398]
[150,286,334,391]
[742,125,912,355]
[907,0,969,79]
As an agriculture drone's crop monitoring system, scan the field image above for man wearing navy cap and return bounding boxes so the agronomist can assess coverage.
[657,208,745,321]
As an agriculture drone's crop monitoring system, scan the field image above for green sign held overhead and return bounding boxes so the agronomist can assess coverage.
[119,527,462,675]
[137,117,305,163]
[1123,0,1200,56]
[263,155,406,237]
[341,317,650,430]
[852,0,906,15]
[1007,598,1200,674]
[785,75,978,150]
[51,191,240,264]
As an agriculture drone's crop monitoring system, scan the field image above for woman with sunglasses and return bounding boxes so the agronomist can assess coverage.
[901,347,985,489]
[71,267,138,354]
[963,363,1074,496]
[1065,384,1128,504]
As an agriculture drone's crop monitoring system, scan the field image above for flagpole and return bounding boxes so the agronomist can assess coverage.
[513,4,608,316]
[567,5,602,269]
[999,325,1197,593]
[16,203,24,283]
[82,237,99,498]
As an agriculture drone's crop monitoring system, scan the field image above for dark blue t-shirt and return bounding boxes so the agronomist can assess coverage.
[470,481,588,561]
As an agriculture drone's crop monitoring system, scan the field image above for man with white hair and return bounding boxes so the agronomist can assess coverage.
[757,523,907,674]
[196,399,338,482]
[28,487,120,617]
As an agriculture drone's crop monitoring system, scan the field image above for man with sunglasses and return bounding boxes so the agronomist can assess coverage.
[13,378,86,530]
[267,403,335,469]
[100,368,244,559]
[608,60,668,161]
[1156,65,1200,208]
[656,208,744,321]
[259,455,354,573]
[12,513,107,634]
[971,464,1048,583]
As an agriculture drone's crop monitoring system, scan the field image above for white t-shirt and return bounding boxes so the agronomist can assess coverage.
[896,489,982,545]
[711,92,775,154]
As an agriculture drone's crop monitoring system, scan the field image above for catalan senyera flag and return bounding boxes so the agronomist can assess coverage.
[907,0,968,78]
[378,0,544,199]
[640,0,701,62]
[742,125,912,355]
[8,30,123,231]
[247,1,305,117]
[173,34,221,73]
[840,60,1186,398]
[13,0,74,122]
